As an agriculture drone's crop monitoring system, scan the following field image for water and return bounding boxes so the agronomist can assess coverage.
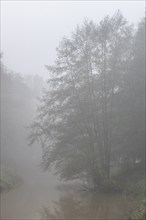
[1,171,60,219]
[1,177,134,219]
[39,184,134,220]
[1,92,135,220]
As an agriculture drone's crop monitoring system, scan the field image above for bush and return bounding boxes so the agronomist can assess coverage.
[123,179,145,197]
[129,200,146,220]
[99,178,122,193]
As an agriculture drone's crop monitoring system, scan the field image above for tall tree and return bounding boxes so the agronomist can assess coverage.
[29,12,144,190]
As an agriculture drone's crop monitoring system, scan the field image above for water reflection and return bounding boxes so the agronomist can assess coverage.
[39,184,133,220]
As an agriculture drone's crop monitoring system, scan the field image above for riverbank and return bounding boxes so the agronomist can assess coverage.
[113,166,145,220]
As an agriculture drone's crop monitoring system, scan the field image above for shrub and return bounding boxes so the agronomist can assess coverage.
[129,200,146,220]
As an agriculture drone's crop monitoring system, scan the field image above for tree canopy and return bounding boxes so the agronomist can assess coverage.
[29,12,145,190]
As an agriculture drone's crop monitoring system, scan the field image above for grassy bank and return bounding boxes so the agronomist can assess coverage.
[112,166,145,220]
[128,199,146,220]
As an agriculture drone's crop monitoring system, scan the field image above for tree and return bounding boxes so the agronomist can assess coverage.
[29,12,144,190]
[114,18,145,166]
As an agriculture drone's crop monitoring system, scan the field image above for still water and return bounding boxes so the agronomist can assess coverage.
[1,173,134,220]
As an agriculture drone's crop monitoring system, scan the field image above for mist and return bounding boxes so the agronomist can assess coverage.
[1,1,145,220]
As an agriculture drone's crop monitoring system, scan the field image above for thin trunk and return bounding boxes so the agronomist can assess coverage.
[102,40,110,178]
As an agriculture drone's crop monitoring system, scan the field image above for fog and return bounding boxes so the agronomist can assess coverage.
[1,1,145,79]
[1,1,145,220]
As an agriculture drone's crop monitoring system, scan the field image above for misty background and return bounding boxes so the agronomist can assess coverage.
[0,1,145,220]
[1,1,145,79]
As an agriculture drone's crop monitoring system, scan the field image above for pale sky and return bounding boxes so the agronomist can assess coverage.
[1,1,145,79]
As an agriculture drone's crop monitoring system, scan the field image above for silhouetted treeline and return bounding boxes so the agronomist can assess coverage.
[0,57,45,169]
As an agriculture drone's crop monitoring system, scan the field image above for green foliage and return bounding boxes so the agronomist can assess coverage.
[129,200,146,220]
